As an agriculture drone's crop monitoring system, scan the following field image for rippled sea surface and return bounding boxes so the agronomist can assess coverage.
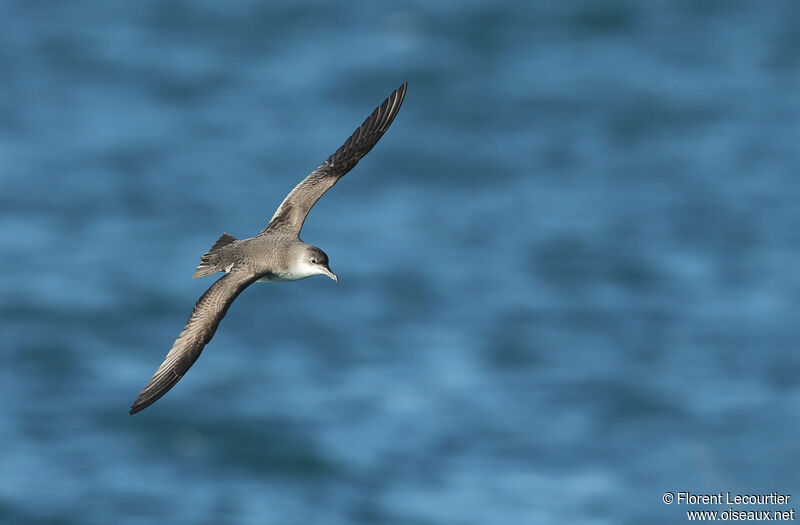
[2,1,799,523]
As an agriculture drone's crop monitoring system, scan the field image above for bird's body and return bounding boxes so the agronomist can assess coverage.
[130,83,407,414]
[195,233,315,281]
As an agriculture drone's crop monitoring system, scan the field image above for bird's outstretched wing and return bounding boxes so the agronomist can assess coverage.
[130,271,260,414]
[261,82,407,236]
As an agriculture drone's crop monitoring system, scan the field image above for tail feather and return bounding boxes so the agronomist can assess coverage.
[193,233,236,278]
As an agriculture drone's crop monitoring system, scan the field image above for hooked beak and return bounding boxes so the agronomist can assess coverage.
[320,265,338,282]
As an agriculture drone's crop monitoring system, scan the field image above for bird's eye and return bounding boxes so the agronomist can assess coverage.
[310,257,318,264]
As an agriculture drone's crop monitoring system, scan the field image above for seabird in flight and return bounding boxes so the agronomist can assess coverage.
[130,82,407,414]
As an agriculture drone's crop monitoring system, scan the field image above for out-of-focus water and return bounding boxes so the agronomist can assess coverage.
[1,1,799,523]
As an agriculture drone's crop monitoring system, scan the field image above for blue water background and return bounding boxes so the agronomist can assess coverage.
[1,1,799,523]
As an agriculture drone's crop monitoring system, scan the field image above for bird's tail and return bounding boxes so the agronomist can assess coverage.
[193,233,237,278]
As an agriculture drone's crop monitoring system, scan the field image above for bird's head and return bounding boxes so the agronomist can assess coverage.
[301,246,338,282]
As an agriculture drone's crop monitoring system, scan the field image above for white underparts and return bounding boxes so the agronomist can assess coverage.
[257,274,293,283]
[256,261,331,283]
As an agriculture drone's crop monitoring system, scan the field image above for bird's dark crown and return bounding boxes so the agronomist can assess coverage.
[306,246,329,266]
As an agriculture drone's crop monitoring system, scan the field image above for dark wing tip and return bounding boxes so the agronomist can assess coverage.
[129,398,147,415]
[129,369,182,415]
[128,272,259,415]
[324,82,408,172]
[367,81,407,135]
[261,82,408,235]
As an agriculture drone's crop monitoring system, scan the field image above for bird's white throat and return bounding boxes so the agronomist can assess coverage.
[257,260,332,282]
